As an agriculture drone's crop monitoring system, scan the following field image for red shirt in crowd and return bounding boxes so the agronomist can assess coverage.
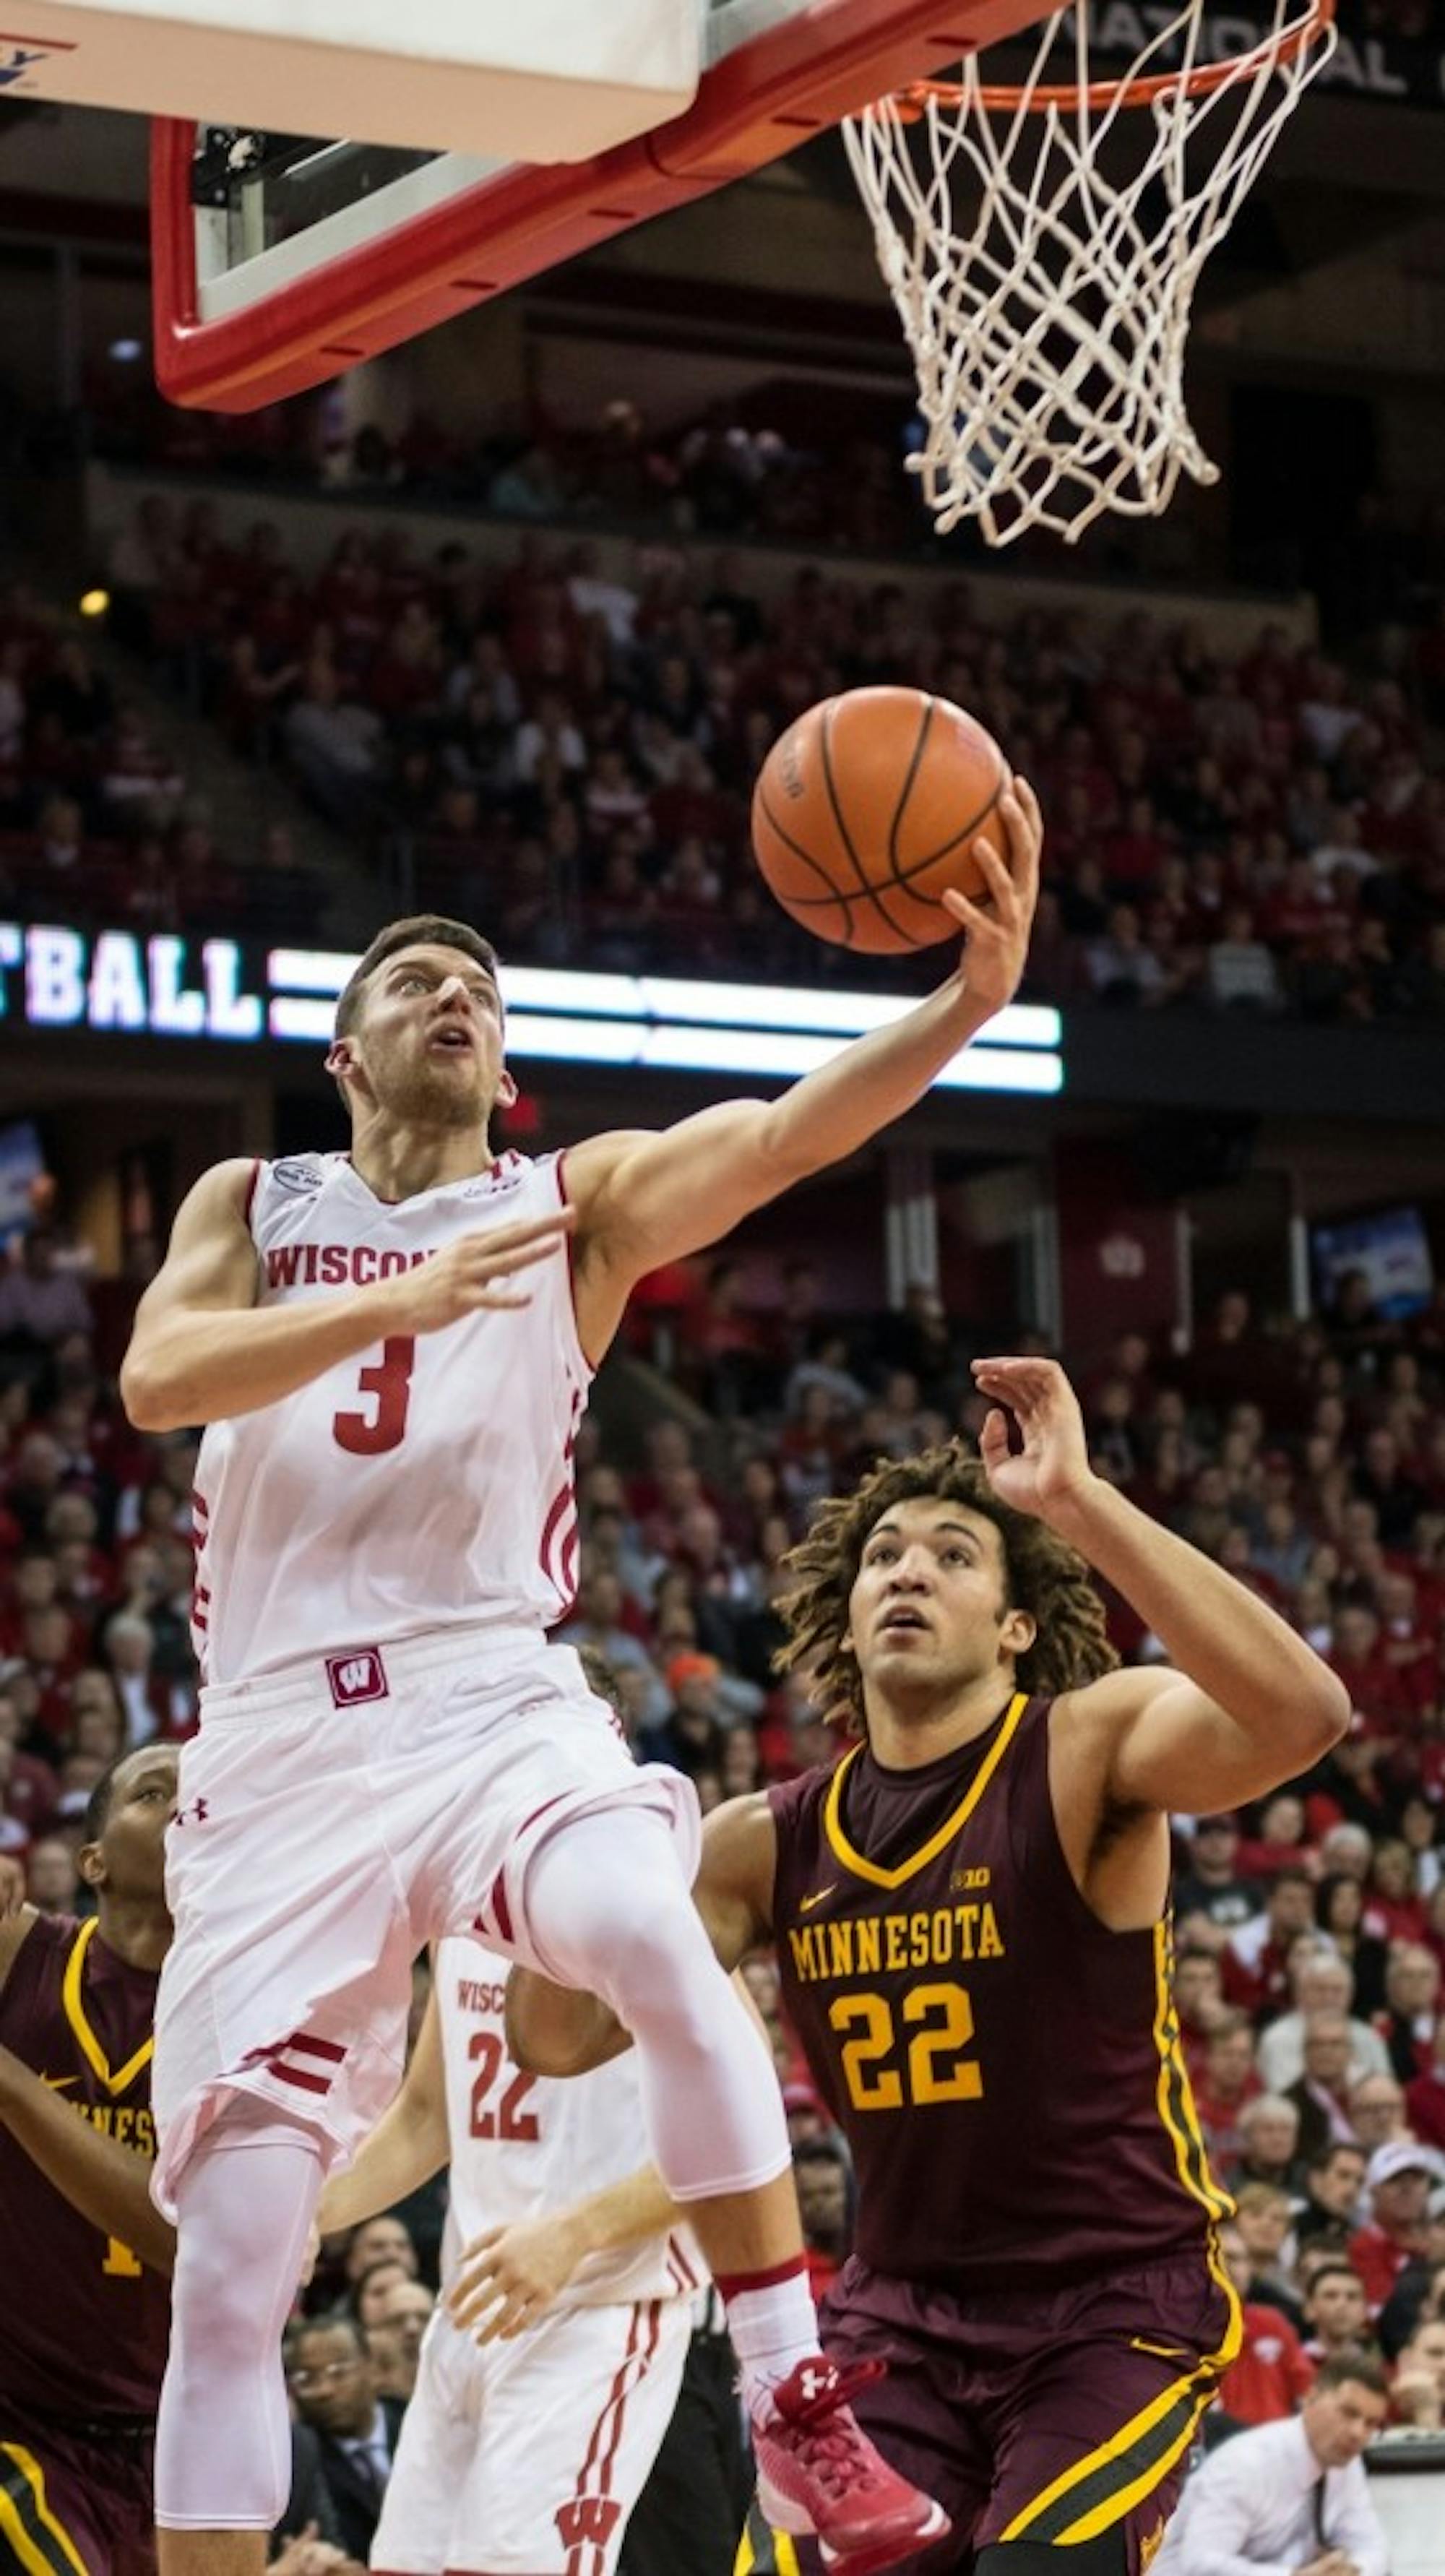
[1403,2067,1445,2152]
[1349,2222,1426,2313]
[1215,2304,1315,2425]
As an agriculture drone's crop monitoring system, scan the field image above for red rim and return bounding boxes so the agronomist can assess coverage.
[890,0,1334,116]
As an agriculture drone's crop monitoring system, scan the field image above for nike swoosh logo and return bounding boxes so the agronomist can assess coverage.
[41,2073,77,2091]
[798,1888,837,1913]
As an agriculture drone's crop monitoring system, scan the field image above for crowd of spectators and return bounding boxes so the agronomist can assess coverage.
[0,579,329,939]
[89,492,1445,1018]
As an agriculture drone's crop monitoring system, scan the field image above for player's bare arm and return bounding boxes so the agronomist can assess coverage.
[448,2164,683,2345]
[506,1793,780,2079]
[0,2037,175,2273]
[122,1156,574,1431]
[564,785,1041,1354]
[316,1985,449,2235]
[972,1356,1350,1907]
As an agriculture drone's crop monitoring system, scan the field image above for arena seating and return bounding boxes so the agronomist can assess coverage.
[56,475,1443,1021]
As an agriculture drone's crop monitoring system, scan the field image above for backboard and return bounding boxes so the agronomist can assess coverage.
[145,0,1053,411]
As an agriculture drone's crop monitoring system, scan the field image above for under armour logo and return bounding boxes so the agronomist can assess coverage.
[798,2364,834,2404]
[175,1798,210,1828]
[556,2497,621,2558]
[325,1647,389,1707]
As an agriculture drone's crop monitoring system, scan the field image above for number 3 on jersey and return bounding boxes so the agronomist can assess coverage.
[333,1337,416,1454]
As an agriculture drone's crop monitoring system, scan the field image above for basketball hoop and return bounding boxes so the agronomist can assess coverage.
[843,0,1337,547]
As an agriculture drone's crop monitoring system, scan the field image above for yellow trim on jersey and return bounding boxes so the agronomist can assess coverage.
[1149,1916,1243,2373]
[0,2447,89,2576]
[0,2491,54,2576]
[60,1918,154,2099]
[1150,1921,1235,2229]
[822,1692,1029,1890]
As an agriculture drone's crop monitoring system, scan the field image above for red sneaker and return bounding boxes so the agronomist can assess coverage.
[752,2354,951,2576]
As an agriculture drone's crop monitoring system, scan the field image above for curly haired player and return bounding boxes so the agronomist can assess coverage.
[509,1356,1349,2576]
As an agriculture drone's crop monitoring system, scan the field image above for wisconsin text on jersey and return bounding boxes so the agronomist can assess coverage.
[264,1241,435,1288]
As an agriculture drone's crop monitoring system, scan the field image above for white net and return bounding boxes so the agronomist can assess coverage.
[843,0,1337,547]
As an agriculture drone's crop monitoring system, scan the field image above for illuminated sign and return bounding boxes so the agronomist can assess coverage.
[0,923,1064,1095]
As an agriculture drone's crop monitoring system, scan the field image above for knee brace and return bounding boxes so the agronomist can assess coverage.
[155,2096,324,2529]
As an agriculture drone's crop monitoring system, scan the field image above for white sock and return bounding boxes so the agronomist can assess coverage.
[717,2264,823,2423]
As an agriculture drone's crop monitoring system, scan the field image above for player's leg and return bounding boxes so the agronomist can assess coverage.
[520,1810,951,2568]
[975,2544,1129,2576]
[977,2253,1233,2576]
[0,2429,118,2576]
[621,2317,754,2576]
[768,2280,986,2576]
[447,2295,691,2576]
[435,1650,949,2572]
[154,2097,325,2576]
[369,2311,478,2576]
[520,1809,811,2309]
[151,1675,426,2569]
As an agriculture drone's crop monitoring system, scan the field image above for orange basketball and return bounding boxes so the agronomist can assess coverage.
[751,686,1010,954]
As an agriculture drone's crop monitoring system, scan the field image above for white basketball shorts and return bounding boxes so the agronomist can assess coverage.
[151,1624,698,2215]
[371,2295,693,2576]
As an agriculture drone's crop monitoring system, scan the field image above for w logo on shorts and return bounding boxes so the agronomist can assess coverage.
[325,1647,389,1707]
[556,2495,621,2563]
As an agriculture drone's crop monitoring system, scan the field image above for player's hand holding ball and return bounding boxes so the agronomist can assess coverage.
[751,684,1041,1015]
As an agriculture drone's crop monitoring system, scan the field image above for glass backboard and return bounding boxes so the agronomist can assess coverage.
[151,0,1053,410]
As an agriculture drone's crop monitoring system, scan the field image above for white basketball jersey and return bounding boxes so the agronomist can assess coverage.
[192,1150,590,1685]
[435,1936,704,2309]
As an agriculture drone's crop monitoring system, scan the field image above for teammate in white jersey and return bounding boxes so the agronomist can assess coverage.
[122,816,1038,2576]
[317,1934,703,2576]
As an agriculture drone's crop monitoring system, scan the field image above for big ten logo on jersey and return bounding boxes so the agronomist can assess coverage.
[270,1155,327,1196]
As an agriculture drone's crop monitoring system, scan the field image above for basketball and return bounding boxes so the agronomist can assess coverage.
[750,686,1011,955]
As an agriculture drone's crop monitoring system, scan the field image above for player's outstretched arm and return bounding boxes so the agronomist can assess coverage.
[506,1791,780,2077]
[973,1356,1350,1811]
[316,1986,448,2235]
[122,1158,574,1431]
[0,2041,175,2273]
[564,787,1040,1336]
[449,2164,683,2344]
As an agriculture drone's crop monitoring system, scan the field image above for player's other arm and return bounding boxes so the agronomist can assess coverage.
[121,1159,575,1431]
[449,2163,686,2343]
[0,2041,175,2273]
[564,788,1040,1324]
[975,1358,1349,1812]
[506,1792,779,2077]
[316,1986,448,2234]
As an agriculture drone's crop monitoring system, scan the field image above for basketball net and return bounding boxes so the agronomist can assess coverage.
[844,0,1337,547]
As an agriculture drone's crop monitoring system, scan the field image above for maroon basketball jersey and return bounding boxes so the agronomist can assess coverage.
[0,1913,168,2418]
[771,1693,1230,2293]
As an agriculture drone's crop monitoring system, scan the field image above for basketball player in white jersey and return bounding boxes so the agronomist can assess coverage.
[317,1934,704,2576]
[122,794,1038,2576]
